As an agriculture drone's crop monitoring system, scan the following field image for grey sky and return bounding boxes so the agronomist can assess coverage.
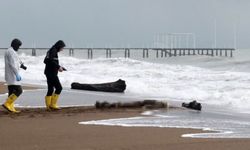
[0,0,249,48]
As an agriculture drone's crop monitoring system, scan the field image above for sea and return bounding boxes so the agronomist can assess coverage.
[1,48,250,138]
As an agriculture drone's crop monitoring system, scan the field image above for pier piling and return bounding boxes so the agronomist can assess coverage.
[88,48,93,59]
[106,48,112,58]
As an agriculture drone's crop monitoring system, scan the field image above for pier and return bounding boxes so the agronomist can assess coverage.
[0,48,235,59]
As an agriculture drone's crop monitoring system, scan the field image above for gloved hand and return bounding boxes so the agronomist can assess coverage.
[62,67,67,71]
[16,74,22,81]
[59,66,67,72]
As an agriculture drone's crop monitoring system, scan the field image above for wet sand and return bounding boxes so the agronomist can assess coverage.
[1,82,250,150]
[0,82,40,94]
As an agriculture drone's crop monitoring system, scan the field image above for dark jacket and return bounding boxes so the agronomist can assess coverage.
[44,40,65,76]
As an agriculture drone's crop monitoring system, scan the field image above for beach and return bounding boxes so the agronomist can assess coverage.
[0,83,250,150]
[1,0,250,149]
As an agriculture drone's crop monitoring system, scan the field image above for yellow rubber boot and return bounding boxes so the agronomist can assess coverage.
[10,103,20,113]
[50,94,60,110]
[2,94,20,113]
[45,96,52,110]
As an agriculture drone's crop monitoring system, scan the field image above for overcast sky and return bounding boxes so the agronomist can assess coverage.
[0,0,249,48]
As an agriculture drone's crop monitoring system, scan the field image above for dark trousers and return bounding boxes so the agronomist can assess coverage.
[45,74,62,96]
[8,85,23,97]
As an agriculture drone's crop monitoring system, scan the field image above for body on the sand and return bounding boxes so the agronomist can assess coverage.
[2,39,24,113]
[44,40,66,111]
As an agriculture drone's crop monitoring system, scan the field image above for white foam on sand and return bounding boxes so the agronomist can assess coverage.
[79,109,250,138]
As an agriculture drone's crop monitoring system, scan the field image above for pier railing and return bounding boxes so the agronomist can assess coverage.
[0,48,235,59]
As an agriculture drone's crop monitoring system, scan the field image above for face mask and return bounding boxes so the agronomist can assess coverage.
[13,45,20,51]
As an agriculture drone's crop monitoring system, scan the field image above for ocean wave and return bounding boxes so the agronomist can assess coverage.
[1,53,250,112]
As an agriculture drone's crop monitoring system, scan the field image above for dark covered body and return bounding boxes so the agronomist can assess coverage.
[95,100,168,109]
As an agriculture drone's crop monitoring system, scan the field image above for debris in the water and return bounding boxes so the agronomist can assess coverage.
[182,100,202,111]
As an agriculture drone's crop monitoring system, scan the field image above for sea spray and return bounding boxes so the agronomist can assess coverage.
[1,53,250,112]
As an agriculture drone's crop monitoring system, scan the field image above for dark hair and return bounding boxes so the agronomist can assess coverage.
[53,40,66,51]
[11,38,22,51]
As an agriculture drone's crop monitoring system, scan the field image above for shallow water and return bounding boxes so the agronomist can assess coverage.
[0,88,142,107]
[80,108,250,138]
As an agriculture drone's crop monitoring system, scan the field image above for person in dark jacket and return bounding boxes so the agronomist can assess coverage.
[44,40,66,110]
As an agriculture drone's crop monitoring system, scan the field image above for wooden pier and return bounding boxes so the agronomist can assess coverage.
[0,48,235,59]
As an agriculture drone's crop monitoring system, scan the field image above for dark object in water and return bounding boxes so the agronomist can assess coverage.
[182,100,202,111]
[95,100,168,109]
[71,79,126,93]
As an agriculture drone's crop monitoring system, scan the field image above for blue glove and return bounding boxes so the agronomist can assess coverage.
[16,74,22,81]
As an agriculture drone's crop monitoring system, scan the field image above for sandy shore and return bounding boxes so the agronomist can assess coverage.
[1,82,250,150]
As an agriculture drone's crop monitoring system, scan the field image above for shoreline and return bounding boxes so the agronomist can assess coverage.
[1,108,250,150]
[1,81,250,150]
